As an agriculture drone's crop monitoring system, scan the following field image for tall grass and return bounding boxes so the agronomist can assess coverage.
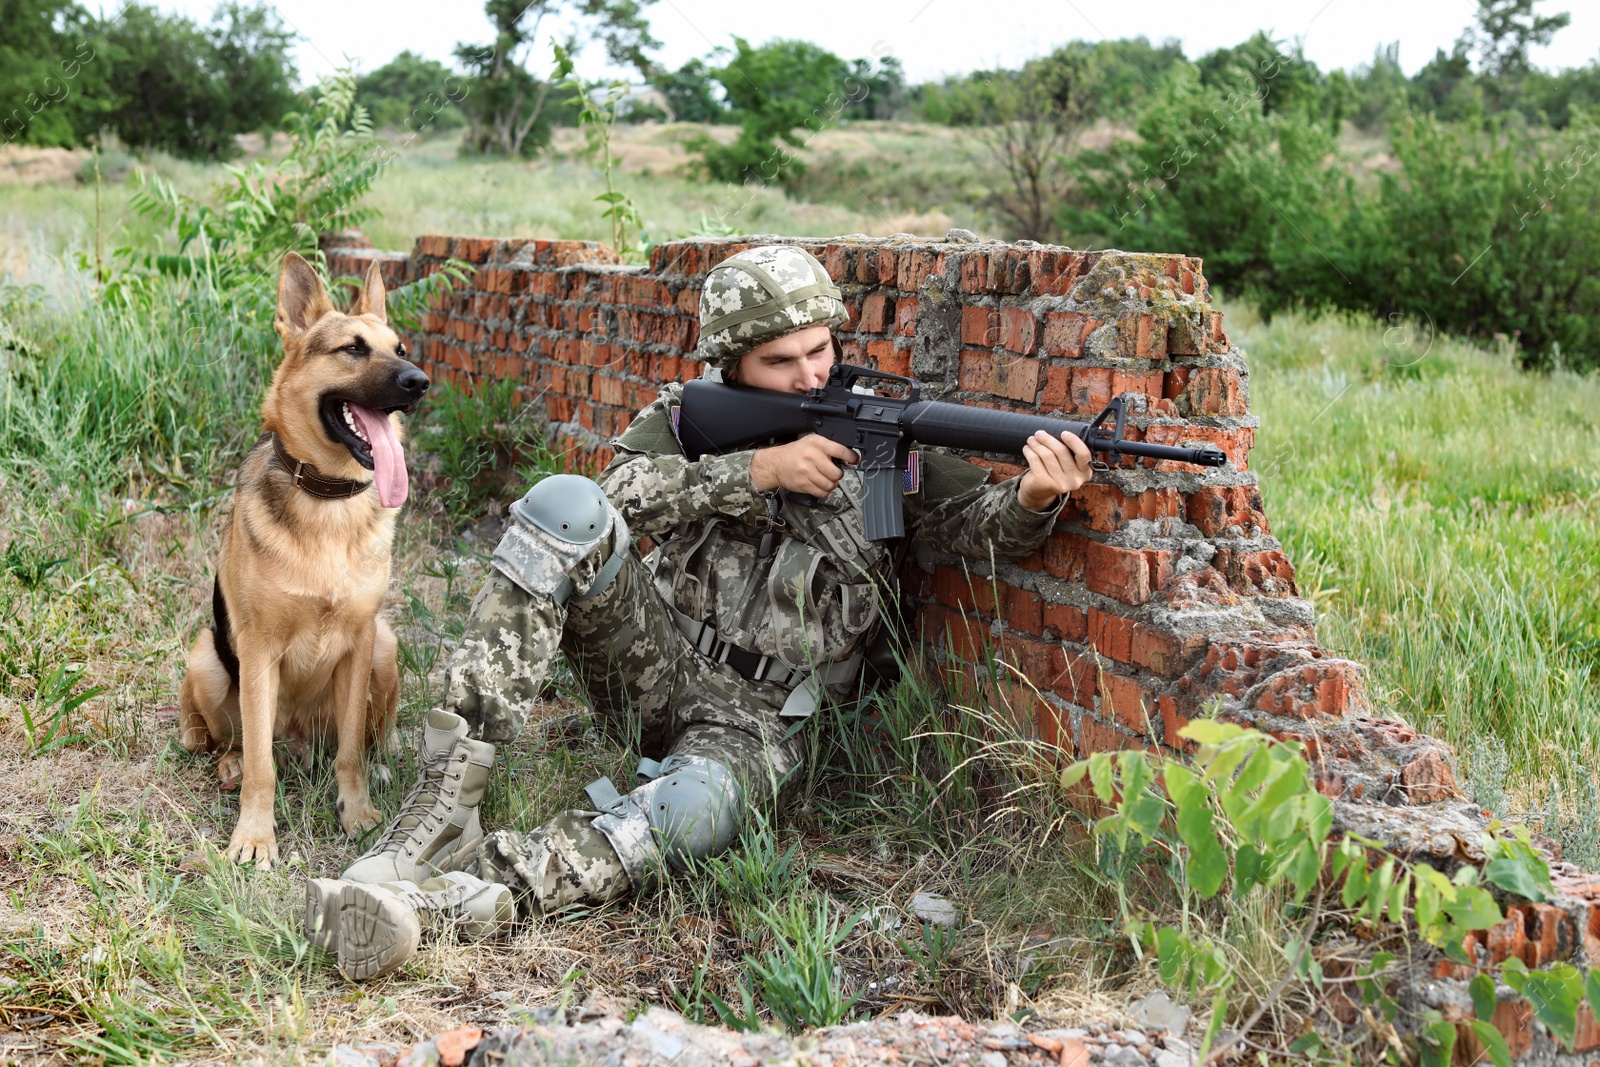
[1240,305,1600,809]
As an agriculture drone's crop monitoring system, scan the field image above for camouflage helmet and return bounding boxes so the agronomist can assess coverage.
[696,245,847,374]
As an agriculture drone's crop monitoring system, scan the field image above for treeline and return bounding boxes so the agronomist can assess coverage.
[3,0,299,159]
[1039,3,1600,370]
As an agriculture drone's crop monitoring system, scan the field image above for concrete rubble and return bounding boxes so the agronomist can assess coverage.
[367,1009,1198,1067]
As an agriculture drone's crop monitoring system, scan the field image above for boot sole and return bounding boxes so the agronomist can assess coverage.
[305,879,421,981]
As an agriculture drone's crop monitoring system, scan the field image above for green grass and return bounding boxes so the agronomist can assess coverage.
[3,129,1600,1058]
[1238,305,1600,825]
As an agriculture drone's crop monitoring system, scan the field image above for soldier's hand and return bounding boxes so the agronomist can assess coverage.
[750,434,859,498]
[1018,430,1092,510]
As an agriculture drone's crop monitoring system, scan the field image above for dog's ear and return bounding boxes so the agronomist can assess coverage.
[276,252,334,339]
[352,259,388,325]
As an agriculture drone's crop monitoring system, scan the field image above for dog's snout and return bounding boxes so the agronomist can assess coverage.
[399,368,430,397]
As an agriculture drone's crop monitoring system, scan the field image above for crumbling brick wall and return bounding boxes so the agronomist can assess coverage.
[325,233,1455,807]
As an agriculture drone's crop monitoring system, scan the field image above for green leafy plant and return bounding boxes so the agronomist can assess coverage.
[106,68,469,326]
[410,377,558,527]
[552,41,647,260]
[1071,721,1546,1060]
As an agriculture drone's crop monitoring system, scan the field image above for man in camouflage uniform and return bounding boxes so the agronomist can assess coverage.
[304,245,1094,980]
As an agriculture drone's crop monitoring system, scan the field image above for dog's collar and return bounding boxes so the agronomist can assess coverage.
[267,432,372,500]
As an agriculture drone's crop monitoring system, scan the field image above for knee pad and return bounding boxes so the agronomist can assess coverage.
[587,756,745,892]
[491,474,629,606]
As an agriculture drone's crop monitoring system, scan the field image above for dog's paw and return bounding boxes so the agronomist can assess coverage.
[225,820,279,868]
[216,750,243,792]
[337,796,384,836]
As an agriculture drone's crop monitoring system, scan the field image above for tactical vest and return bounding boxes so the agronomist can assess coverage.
[645,465,894,676]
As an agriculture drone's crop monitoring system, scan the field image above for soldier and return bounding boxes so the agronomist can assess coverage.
[303,245,1094,980]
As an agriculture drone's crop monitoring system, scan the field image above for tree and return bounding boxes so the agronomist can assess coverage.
[98,1,297,160]
[648,58,724,123]
[843,56,906,121]
[356,51,466,135]
[455,0,658,158]
[687,38,853,186]
[0,0,105,147]
[1409,42,1483,121]
[1465,0,1571,81]
[975,50,1093,243]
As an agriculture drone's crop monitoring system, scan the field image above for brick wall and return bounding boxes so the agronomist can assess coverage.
[325,232,1451,805]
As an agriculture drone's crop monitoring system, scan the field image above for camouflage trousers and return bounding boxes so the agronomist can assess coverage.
[441,543,806,915]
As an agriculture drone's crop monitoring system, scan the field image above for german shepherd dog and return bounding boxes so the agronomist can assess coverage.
[179,252,429,866]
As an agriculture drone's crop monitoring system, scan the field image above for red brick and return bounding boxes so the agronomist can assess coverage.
[822,245,849,282]
[960,252,991,293]
[1056,651,1098,707]
[1521,903,1569,968]
[1184,367,1247,416]
[1084,541,1152,605]
[1131,625,1186,678]
[962,307,998,346]
[1042,533,1089,582]
[1186,486,1268,537]
[1041,312,1092,357]
[861,291,894,333]
[1039,702,1073,754]
[897,250,941,291]
[1461,1000,1535,1061]
[894,296,918,337]
[417,234,451,257]
[959,350,1039,403]
[876,247,897,286]
[932,564,997,614]
[1001,633,1066,691]
[1088,607,1134,664]
[1072,485,1181,533]
[1000,307,1038,354]
[1077,716,1146,755]
[1144,548,1179,590]
[1159,694,1190,751]
[1068,367,1113,413]
[1136,314,1167,358]
[1112,369,1164,401]
[1027,249,1084,296]
[1000,582,1043,635]
[1043,602,1088,642]
[1041,366,1072,411]
[1102,672,1153,732]
[1141,425,1254,471]
[871,342,910,378]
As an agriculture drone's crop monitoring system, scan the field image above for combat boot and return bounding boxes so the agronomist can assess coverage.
[342,709,494,883]
[305,871,516,981]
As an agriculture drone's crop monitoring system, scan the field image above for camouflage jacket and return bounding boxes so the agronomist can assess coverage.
[597,382,1060,679]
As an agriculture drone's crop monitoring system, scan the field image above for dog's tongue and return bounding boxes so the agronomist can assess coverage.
[349,404,408,508]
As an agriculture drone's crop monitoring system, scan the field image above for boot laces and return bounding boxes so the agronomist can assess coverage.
[371,747,465,851]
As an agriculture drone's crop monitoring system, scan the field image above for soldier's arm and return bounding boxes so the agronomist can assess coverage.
[905,451,1060,562]
[596,387,766,537]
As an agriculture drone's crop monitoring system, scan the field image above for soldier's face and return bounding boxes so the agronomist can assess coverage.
[734,325,834,393]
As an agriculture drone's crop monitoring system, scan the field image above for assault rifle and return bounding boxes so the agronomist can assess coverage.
[676,363,1228,542]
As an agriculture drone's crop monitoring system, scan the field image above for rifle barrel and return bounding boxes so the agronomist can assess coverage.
[901,401,1227,467]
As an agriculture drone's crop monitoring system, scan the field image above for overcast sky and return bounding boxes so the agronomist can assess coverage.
[149,0,1598,86]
